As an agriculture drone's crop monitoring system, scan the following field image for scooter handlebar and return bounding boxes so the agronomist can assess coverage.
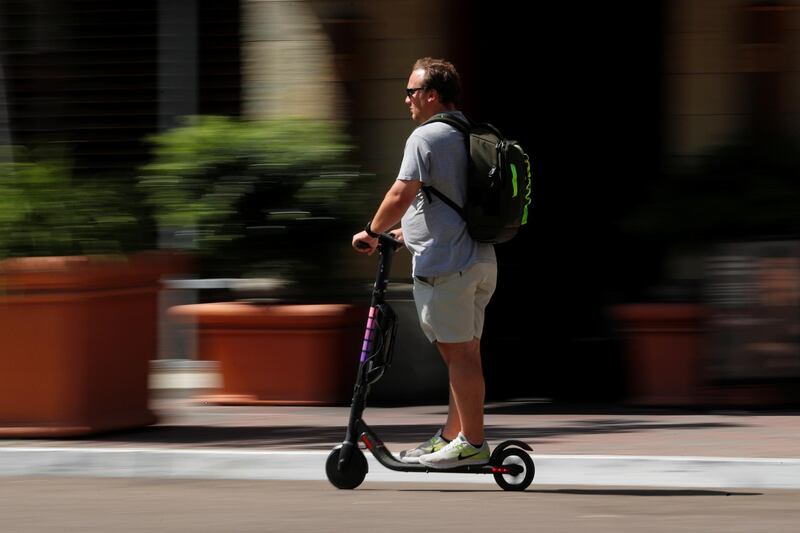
[380,232,403,249]
[356,232,402,251]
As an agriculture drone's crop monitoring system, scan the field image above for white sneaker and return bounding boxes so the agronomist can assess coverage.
[418,432,490,469]
[399,429,448,464]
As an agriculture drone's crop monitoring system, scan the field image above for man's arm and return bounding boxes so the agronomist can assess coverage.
[371,178,421,233]
[352,179,420,253]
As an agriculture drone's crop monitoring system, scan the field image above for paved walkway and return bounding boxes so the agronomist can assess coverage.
[1,397,799,489]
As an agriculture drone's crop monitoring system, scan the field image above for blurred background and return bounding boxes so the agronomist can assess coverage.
[1,0,799,408]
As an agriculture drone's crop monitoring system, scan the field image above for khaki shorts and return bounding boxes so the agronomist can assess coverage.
[412,261,497,344]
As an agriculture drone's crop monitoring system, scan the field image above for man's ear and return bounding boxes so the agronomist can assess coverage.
[426,88,439,102]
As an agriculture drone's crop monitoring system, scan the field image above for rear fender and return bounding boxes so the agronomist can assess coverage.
[489,440,533,464]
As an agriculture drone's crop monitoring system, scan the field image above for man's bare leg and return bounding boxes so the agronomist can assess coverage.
[437,337,485,444]
[442,385,461,440]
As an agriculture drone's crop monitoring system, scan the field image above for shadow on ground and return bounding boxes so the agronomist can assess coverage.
[85,417,744,449]
[393,487,762,496]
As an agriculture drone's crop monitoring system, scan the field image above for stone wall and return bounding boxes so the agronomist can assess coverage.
[666,0,800,154]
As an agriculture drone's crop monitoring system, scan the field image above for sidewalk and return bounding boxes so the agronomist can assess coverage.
[1,385,799,488]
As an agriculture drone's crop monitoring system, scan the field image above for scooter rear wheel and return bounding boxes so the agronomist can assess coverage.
[493,448,534,491]
[326,445,368,489]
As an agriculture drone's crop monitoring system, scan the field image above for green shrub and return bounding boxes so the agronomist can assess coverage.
[0,151,149,259]
[138,116,371,288]
[618,133,800,302]
[624,133,800,244]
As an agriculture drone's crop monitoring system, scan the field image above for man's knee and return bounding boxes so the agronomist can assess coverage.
[437,337,481,365]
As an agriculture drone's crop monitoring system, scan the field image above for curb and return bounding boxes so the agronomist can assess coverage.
[2,447,799,489]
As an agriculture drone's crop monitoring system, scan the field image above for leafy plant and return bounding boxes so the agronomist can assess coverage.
[0,151,150,259]
[138,116,371,293]
[624,133,800,244]
[618,132,800,303]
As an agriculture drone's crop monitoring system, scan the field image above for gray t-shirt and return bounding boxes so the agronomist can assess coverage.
[398,110,496,277]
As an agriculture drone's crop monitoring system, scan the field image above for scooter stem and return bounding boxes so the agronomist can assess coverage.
[340,233,400,472]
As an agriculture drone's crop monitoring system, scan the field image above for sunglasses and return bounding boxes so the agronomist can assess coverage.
[405,87,426,97]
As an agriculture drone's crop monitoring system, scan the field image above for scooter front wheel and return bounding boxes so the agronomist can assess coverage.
[493,448,534,491]
[326,445,368,489]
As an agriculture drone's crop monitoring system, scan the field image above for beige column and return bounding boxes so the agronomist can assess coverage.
[242,0,341,120]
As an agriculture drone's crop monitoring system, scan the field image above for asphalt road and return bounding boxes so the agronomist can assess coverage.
[2,478,799,532]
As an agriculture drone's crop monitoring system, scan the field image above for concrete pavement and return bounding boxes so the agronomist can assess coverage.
[4,478,800,533]
[1,383,800,489]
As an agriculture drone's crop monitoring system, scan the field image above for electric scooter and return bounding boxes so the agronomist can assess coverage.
[326,233,535,491]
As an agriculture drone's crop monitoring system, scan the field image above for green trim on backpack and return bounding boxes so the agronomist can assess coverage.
[511,163,519,198]
[521,155,532,225]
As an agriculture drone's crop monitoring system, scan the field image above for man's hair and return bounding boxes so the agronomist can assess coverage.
[413,57,461,105]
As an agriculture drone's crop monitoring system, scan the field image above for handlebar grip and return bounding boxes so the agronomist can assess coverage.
[356,233,402,251]
[383,232,403,250]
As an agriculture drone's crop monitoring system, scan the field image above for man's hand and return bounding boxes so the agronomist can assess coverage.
[353,178,417,256]
[389,228,404,244]
[352,230,378,255]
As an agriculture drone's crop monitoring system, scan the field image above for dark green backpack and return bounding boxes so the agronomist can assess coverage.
[422,113,532,244]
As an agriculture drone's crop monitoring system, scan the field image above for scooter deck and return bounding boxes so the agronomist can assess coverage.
[357,421,523,476]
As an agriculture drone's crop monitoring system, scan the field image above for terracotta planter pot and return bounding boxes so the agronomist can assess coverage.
[612,304,708,406]
[169,302,367,405]
[0,253,165,437]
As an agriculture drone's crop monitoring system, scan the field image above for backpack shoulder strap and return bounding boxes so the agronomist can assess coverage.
[418,112,471,222]
[424,113,505,140]
[421,185,466,220]
[422,112,471,135]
